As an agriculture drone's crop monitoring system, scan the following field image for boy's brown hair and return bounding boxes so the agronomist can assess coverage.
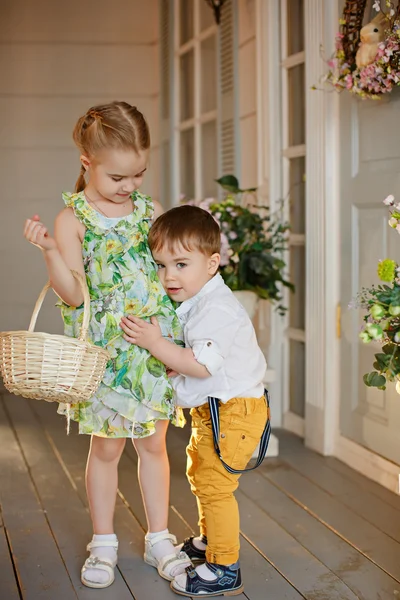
[148,205,221,256]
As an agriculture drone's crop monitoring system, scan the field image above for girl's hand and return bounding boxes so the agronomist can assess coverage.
[24,215,58,252]
[120,315,162,351]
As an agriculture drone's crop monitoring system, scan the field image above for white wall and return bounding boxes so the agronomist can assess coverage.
[0,0,160,333]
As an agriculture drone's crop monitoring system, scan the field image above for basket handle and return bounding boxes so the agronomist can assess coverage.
[28,270,90,341]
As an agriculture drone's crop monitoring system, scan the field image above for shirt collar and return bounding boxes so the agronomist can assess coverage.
[176,273,224,320]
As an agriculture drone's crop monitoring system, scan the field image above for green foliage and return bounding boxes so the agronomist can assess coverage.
[201,176,294,314]
[356,260,400,389]
[215,175,257,194]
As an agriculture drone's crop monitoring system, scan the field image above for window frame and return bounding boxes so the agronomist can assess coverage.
[281,0,307,434]
[172,0,219,202]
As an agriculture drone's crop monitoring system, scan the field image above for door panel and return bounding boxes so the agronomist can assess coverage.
[340,91,400,464]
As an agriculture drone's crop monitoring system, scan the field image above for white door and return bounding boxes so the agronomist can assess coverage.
[340,91,400,465]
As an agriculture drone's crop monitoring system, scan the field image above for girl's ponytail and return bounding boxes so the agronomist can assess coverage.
[75,164,86,193]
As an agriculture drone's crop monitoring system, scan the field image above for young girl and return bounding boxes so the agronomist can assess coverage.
[23,101,191,589]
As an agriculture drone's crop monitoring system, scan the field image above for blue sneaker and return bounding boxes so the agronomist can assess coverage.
[170,561,243,597]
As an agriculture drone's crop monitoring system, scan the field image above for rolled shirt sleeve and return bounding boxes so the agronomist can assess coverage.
[187,305,242,375]
[192,340,224,375]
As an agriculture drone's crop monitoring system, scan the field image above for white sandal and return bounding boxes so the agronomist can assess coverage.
[81,539,119,589]
[144,532,192,581]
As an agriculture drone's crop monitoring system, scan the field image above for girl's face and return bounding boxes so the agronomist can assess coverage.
[82,147,149,203]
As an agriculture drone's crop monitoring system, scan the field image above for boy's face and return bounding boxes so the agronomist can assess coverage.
[152,243,220,303]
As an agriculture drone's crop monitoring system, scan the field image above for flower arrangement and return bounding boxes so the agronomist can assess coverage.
[356,194,400,392]
[323,1,400,99]
[185,175,294,315]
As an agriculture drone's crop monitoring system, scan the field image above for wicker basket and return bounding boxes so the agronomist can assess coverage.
[0,270,110,403]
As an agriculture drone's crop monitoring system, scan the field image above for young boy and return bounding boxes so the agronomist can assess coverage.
[120,205,269,598]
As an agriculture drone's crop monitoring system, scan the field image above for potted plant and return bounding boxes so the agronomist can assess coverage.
[186,175,294,319]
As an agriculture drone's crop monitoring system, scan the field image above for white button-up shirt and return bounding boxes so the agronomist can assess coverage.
[171,273,266,408]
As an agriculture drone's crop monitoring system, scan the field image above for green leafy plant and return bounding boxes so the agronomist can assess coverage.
[186,174,294,314]
[355,194,400,391]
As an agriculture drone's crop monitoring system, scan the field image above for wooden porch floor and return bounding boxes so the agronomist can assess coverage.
[1,392,400,600]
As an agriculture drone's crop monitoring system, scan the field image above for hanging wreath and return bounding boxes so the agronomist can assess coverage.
[323,0,400,98]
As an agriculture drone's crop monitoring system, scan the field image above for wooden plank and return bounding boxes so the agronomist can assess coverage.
[262,459,400,583]
[236,492,359,599]
[239,467,400,599]
[4,395,134,600]
[276,430,400,543]
[325,455,400,513]
[0,397,77,600]
[32,399,188,600]
[168,426,359,599]
[0,510,21,600]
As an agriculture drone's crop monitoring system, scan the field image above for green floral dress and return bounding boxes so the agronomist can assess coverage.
[58,190,185,438]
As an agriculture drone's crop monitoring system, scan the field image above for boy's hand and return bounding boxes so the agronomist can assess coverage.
[24,215,58,252]
[166,368,179,378]
[120,315,162,351]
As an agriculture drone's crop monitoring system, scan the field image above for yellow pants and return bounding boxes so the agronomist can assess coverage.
[187,396,269,565]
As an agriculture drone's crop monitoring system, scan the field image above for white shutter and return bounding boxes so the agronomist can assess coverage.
[218,0,239,181]
[159,0,173,207]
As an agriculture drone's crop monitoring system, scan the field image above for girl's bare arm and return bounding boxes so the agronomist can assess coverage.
[24,208,85,307]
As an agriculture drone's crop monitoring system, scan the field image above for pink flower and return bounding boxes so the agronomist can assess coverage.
[219,232,230,266]
[383,194,395,205]
[198,198,215,211]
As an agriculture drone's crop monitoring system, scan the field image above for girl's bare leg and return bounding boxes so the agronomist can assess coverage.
[133,420,170,532]
[82,436,126,586]
[86,436,126,533]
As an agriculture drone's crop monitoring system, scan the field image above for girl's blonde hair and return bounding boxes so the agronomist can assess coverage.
[73,101,150,192]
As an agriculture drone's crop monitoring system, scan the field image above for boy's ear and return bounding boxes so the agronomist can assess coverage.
[208,253,221,275]
[80,154,91,171]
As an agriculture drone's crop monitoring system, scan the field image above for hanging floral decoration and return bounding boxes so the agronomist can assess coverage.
[322,0,400,99]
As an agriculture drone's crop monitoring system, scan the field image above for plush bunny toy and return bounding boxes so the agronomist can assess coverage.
[355,12,387,68]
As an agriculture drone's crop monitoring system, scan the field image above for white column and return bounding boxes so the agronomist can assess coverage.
[303,0,340,454]
[253,0,281,457]
[304,0,326,451]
